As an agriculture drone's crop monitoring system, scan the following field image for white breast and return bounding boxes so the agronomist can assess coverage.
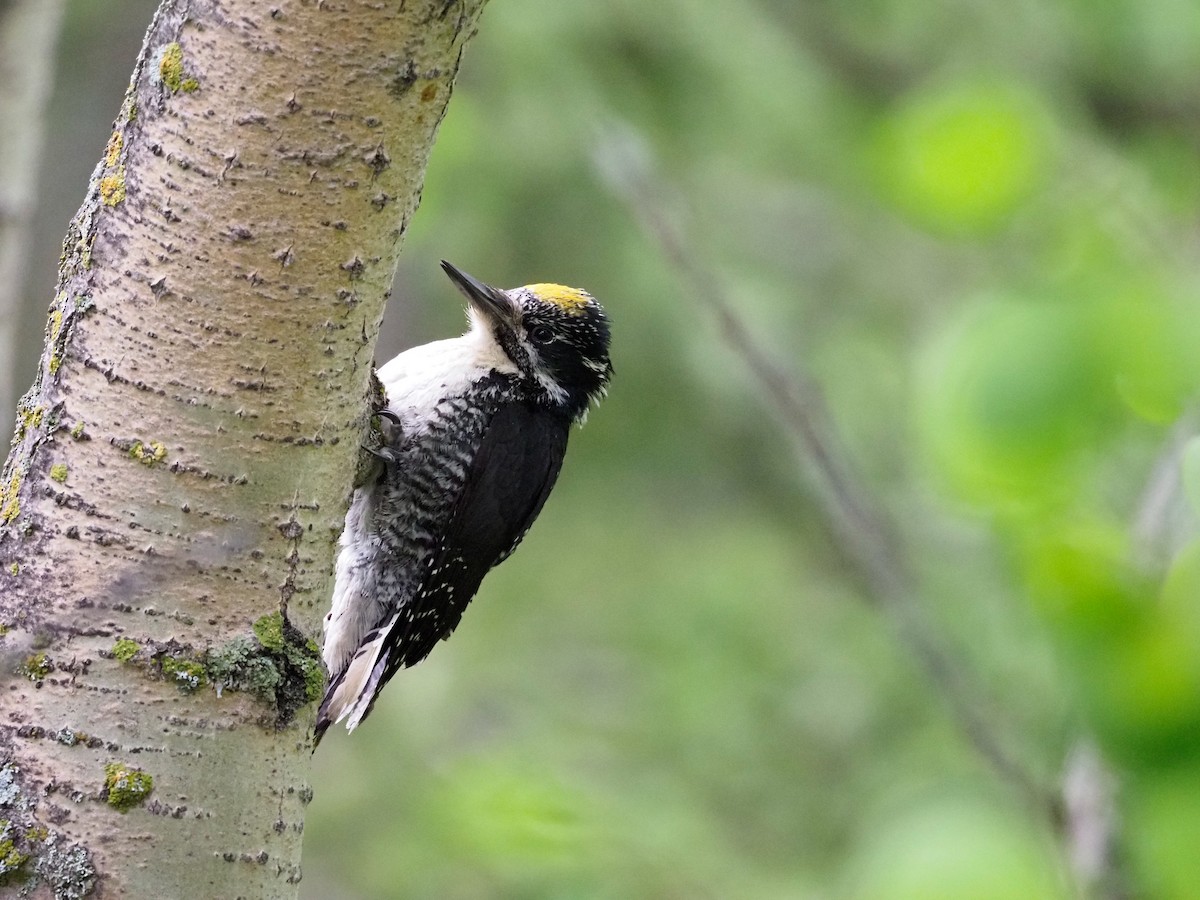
[376,312,519,431]
[322,315,519,683]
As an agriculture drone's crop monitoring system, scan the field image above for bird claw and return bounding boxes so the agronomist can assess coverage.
[363,444,400,465]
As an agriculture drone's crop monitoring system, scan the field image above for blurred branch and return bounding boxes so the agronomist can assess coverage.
[1132,410,1199,569]
[0,0,67,423]
[593,124,1057,818]
[1086,83,1200,153]
[1063,741,1126,900]
[759,0,913,101]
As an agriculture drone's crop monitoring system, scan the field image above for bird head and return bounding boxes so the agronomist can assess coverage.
[441,260,612,421]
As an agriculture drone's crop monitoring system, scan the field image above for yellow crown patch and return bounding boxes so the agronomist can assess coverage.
[524,283,592,315]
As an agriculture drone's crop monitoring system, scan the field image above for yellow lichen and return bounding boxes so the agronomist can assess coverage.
[160,43,184,90]
[158,42,198,93]
[15,405,44,441]
[1,474,21,526]
[129,441,167,466]
[49,356,61,374]
[524,283,593,315]
[99,168,126,206]
[49,464,68,484]
[46,308,63,341]
[15,405,40,440]
[104,131,123,167]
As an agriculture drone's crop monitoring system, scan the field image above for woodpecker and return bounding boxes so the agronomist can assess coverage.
[316,261,612,740]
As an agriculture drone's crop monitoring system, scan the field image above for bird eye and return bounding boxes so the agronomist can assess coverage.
[529,325,554,344]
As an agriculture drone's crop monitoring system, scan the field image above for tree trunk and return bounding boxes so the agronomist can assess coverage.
[0,0,67,435]
[0,0,486,896]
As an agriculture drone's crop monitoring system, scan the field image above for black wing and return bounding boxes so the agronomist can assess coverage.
[356,403,569,715]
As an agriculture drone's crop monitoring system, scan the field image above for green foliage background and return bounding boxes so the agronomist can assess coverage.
[22,1,1200,897]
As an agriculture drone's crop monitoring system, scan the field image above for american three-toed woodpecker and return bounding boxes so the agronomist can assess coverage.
[316,261,612,739]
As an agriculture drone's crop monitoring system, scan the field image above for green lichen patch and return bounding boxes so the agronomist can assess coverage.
[49,464,68,484]
[300,639,325,703]
[17,653,51,681]
[111,638,139,662]
[207,636,281,703]
[160,657,206,692]
[252,613,285,651]
[129,440,167,466]
[208,615,324,724]
[70,421,85,440]
[100,620,323,726]
[49,355,61,374]
[280,637,325,711]
[113,639,212,693]
[7,564,16,576]
[261,615,324,706]
[102,762,153,812]
[0,820,29,881]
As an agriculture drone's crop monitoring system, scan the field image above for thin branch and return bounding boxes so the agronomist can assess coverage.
[1131,409,1199,569]
[1063,741,1127,900]
[593,125,1055,817]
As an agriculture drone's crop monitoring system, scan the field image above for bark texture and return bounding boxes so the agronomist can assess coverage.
[0,0,486,896]
[0,0,67,432]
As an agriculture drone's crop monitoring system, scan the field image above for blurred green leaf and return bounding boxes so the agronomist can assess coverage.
[917,296,1112,510]
[1092,288,1200,423]
[846,794,1067,900]
[1127,765,1200,900]
[875,81,1052,234]
[1084,619,1200,764]
[1021,520,1143,638]
[428,759,596,872]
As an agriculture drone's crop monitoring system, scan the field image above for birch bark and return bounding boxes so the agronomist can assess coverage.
[0,1,486,895]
